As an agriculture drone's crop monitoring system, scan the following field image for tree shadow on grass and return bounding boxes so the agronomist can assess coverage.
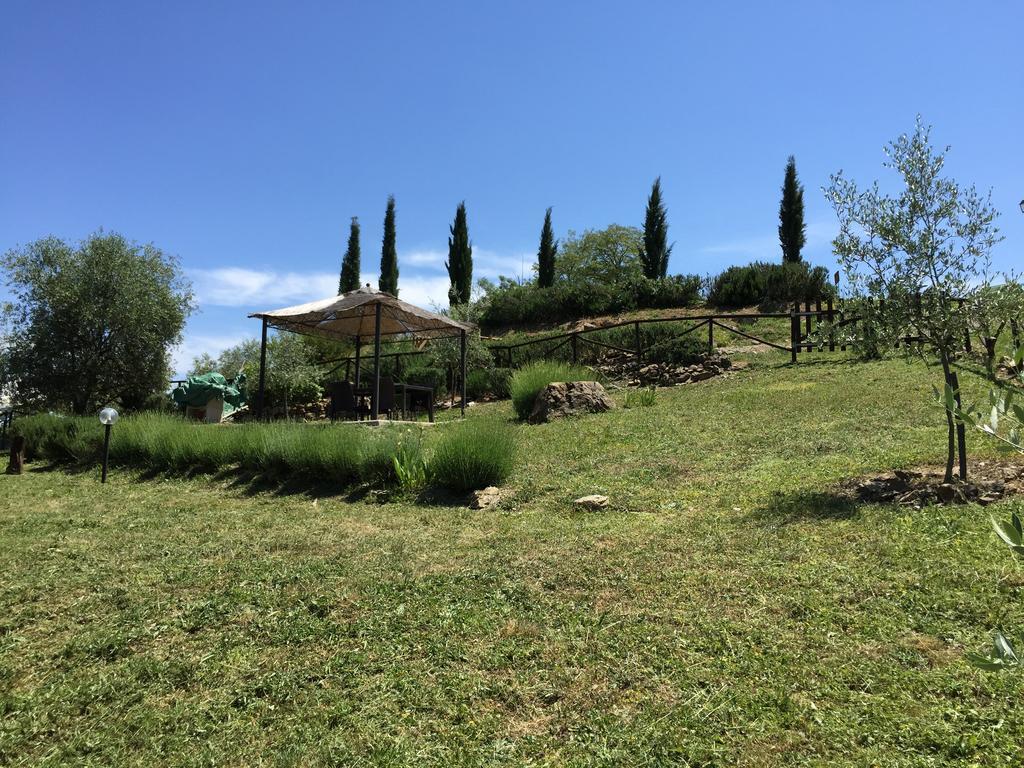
[749,489,860,525]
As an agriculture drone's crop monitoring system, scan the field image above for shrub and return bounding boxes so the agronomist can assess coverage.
[596,323,708,365]
[12,414,101,463]
[428,420,516,491]
[488,367,512,400]
[478,274,702,331]
[509,361,593,420]
[708,261,833,309]
[465,369,492,401]
[402,363,448,398]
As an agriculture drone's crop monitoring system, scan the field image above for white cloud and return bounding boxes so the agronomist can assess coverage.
[170,332,250,379]
[190,267,337,308]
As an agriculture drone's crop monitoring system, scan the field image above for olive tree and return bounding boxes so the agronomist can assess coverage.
[1,232,193,414]
[824,119,1001,483]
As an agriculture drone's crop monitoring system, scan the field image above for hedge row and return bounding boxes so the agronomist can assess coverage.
[12,413,516,492]
[479,274,702,331]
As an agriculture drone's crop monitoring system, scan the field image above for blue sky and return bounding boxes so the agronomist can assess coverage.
[2,1,1022,376]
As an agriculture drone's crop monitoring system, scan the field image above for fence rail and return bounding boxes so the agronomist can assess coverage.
[321,300,989,387]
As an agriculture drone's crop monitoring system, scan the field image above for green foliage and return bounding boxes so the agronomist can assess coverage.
[465,369,492,401]
[1,231,194,414]
[12,413,100,463]
[509,360,592,420]
[428,420,516,491]
[191,334,323,411]
[379,195,399,296]
[536,207,558,288]
[779,155,806,263]
[402,362,448,398]
[708,261,833,308]
[446,201,472,306]
[639,177,672,279]
[557,224,643,285]
[479,274,701,330]
[600,323,708,365]
[339,216,361,294]
[392,431,427,492]
[826,117,1002,482]
[623,386,656,408]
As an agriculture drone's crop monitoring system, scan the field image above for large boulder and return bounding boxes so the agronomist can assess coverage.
[529,381,614,423]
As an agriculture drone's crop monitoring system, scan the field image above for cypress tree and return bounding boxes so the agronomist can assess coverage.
[778,155,806,263]
[338,216,361,294]
[378,195,399,296]
[537,207,558,288]
[445,201,473,306]
[639,177,672,279]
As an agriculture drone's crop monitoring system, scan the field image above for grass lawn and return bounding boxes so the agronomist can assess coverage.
[2,352,1023,766]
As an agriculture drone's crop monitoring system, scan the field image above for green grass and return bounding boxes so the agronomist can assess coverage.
[2,351,1024,766]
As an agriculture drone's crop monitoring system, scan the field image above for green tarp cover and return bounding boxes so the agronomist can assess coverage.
[172,372,247,413]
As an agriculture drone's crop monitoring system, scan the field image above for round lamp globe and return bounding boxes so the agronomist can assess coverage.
[98,407,120,426]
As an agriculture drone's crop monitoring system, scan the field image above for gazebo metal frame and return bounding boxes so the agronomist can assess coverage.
[248,285,474,420]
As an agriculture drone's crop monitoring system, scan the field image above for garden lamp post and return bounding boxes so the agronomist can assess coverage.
[98,407,119,483]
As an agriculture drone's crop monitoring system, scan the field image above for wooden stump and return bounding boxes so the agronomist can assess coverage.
[6,435,25,475]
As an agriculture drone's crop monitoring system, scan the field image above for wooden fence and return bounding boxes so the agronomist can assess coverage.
[322,300,994,386]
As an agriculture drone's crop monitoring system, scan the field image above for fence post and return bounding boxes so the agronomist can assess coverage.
[804,301,813,352]
[827,297,835,352]
[707,319,714,356]
[634,321,642,371]
[790,303,799,363]
[571,332,579,364]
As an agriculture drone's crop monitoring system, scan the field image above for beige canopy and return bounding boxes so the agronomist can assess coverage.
[248,285,472,420]
[249,285,473,341]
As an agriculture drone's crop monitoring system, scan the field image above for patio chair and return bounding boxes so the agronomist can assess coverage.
[375,376,396,419]
[328,381,367,421]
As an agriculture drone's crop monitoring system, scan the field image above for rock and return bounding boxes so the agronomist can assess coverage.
[573,494,609,509]
[529,381,615,423]
[936,483,957,503]
[470,486,502,509]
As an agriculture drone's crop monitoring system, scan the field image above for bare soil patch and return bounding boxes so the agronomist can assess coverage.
[840,459,1024,507]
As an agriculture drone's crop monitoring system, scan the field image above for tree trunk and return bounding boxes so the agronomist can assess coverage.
[948,369,968,482]
[939,354,957,484]
[6,435,25,475]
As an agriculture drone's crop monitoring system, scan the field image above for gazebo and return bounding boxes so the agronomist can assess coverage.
[248,285,474,420]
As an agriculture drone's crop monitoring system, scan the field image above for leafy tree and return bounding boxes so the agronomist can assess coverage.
[190,334,322,412]
[537,207,558,288]
[825,118,1001,483]
[339,217,361,294]
[446,201,473,306]
[639,177,672,279]
[379,196,399,296]
[557,224,643,285]
[1,231,193,414]
[779,155,806,263]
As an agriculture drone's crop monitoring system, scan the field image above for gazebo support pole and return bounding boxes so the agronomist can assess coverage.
[459,329,467,418]
[256,317,268,420]
[371,302,382,420]
[353,337,361,387]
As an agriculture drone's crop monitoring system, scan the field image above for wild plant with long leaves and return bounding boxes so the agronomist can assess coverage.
[940,346,1024,671]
